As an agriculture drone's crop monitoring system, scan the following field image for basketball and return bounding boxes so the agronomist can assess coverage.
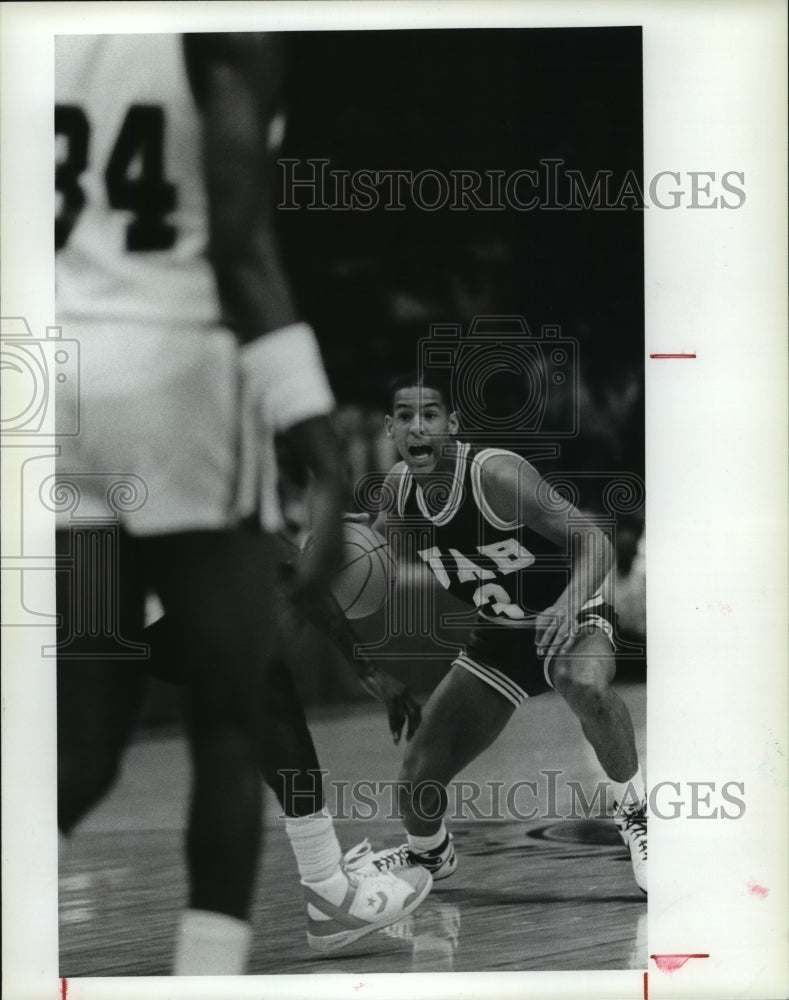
[329,522,397,620]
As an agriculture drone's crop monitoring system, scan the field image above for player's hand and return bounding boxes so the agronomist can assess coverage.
[535,599,578,659]
[359,666,422,744]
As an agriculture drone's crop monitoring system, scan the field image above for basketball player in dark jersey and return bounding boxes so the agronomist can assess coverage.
[344,373,647,894]
[55,33,429,973]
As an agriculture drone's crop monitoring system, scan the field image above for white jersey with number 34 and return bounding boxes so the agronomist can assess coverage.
[53,34,284,535]
[55,34,221,327]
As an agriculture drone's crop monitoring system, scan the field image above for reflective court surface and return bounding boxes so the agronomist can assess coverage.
[59,684,647,976]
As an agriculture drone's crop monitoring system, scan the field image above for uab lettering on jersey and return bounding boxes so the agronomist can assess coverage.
[55,104,176,252]
[417,537,535,620]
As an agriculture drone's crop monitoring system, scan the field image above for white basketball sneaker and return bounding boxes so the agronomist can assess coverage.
[614,800,647,894]
[304,865,432,952]
[343,833,457,882]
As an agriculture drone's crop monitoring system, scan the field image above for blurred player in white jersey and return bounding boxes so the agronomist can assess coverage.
[55,33,428,972]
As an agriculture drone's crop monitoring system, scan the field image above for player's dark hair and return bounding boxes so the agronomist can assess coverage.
[388,371,453,412]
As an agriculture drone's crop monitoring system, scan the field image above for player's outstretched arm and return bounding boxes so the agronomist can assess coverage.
[192,32,343,594]
[481,454,613,658]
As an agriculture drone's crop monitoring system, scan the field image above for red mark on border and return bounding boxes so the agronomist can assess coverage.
[649,352,696,359]
[747,880,769,898]
[643,970,648,1000]
[61,979,68,1000]
[651,954,709,973]
[353,984,366,992]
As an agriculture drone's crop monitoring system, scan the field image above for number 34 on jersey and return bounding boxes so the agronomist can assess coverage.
[56,103,176,252]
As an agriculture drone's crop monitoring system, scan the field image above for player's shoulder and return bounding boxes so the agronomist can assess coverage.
[474,447,538,485]
[473,447,545,516]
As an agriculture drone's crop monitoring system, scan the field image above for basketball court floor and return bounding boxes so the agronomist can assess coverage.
[59,681,647,977]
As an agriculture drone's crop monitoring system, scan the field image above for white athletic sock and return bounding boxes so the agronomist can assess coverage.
[407,824,448,855]
[172,909,251,976]
[285,808,346,904]
[286,809,349,919]
[611,766,646,811]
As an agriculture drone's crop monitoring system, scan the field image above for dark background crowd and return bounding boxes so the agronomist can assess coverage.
[277,27,644,477]
[146,27,645,720]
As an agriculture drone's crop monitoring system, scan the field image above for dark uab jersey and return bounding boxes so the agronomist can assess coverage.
[390,443,569,624]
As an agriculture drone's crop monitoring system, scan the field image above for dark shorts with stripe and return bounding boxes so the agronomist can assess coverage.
[453,598,617,707]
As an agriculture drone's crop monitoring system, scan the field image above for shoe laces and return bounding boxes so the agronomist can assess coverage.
[354,843,411,872]
[621,808,647,858]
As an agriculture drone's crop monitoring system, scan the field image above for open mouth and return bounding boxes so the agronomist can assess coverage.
[408,444,433,462]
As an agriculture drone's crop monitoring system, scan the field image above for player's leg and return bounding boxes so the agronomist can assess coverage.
[144,603,431,952]
[250,616,431,950]
[57,524,149,834]
[149,529,430,963]
[251,580,359,928]
[392,663,516,874]
[549,632,637,780]
[345,661,517,880]
[144,615,326,815]
[239,649,356,939]
[147,528,275,973]
[400,664,516,829]
[549,631,647,892]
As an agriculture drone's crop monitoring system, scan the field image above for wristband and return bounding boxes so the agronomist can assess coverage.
[241,323,335,430]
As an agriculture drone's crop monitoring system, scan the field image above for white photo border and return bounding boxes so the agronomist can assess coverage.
[1,2,787,999]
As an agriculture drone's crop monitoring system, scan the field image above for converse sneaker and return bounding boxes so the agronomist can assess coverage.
[304,865,432,952]
[343,833,457,882]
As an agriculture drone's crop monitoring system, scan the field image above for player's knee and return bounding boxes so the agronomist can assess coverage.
[552,656,613,713]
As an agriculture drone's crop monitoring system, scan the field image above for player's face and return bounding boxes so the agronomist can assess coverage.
[385,386,459,473]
